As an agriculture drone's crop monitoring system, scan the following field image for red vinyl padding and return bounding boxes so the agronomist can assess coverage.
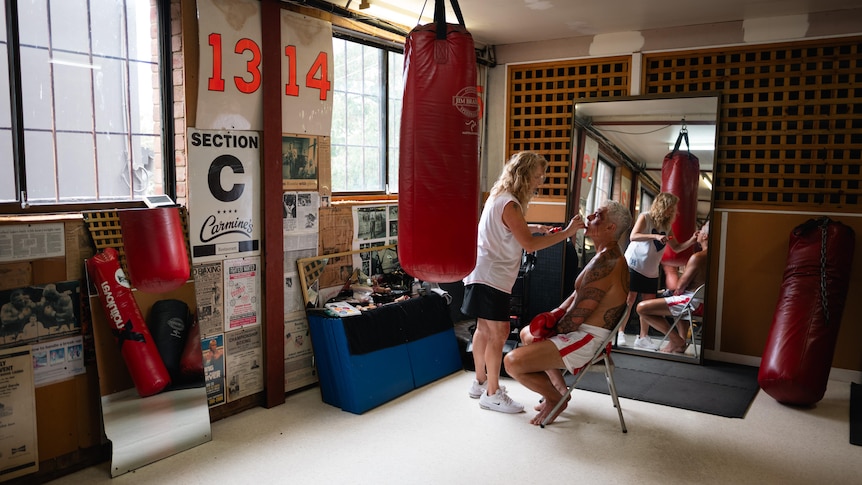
[119,207,190,293]
[398,16,480,283]
[758,217,855,405]
[88,248,171,397]
[661,148,699,266]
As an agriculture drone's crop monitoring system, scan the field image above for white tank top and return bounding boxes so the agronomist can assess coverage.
[463,193,523,293]
[624,214,668,278]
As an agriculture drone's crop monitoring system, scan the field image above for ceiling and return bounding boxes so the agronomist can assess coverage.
[333,0,862,46]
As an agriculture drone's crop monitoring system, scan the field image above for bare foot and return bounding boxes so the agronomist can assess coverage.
[660,340,687,354]
[534,386,568,411]
[530,394,570,425]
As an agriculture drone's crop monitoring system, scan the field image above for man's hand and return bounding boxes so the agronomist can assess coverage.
[529,307,566,340]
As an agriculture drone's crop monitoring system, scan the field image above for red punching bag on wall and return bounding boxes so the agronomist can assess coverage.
[398,0,480,283]
[119,207,190,293]
[661,127,699,266]
[758,217,855,406]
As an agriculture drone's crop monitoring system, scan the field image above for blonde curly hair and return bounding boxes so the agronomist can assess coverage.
[649,192,680,231]
[489,151,548,213]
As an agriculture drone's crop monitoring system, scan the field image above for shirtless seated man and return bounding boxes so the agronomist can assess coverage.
[504,200,632,426]
[636,220,710,354]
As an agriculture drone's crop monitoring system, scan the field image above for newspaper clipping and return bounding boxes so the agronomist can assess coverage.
[0,223,65,263]
[192,262,224,338]
[284,191,319,314]
[284,311,316,392]
[225,327,264,402]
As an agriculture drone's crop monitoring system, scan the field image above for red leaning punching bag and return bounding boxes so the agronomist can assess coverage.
[88,247,171,397]
[758,217,855,406]
[398,0,480,283]
[661,128,699,266]
[119,207,190,293]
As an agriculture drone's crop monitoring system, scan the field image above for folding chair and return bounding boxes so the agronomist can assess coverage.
[657,284,706,359]
[540,315,628,431]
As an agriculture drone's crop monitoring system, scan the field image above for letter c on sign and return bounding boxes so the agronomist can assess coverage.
[208,154,245,202]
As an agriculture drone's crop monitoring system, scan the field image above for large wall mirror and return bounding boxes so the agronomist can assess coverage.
[572,94,719,364]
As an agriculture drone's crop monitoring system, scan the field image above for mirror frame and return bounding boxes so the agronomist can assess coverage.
[569,94,720,364]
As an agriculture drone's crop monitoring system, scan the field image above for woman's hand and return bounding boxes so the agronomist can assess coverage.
[563,214,586,236]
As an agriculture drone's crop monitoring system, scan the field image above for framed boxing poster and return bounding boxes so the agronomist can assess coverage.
[187,128,261,262]
[282,134,318,190]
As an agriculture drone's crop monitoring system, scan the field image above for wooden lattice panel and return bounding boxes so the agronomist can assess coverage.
[507,57,631,198]
[644,37,862,212]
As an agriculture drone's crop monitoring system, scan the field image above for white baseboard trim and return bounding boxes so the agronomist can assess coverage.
[705,350,862,383]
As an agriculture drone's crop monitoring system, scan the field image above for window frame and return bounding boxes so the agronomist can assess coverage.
[329,30,403,198]
[0,0,174,215]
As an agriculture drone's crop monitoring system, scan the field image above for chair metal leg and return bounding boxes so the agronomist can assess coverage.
[657,311,688,352]
[604,358,627,433]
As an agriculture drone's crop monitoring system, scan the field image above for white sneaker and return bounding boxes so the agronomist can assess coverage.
[479,388,524,414]
[616,332,627,346]
[467,379,487,399]
[634,336,658,350]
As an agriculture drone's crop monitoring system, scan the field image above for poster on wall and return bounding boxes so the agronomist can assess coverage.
[203,334,225,408]
[0,281,81,347]
[0,346,38,480]
[284,311,316,392]
[31,336,86,387]
[192,262,224,338]
[223,257,260,331]
[188,128,261,262]
[225,327,264,402]
[282,135,319,190]
[196,1,333,135]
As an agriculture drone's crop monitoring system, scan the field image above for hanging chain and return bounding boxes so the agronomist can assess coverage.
[819,218,830,325]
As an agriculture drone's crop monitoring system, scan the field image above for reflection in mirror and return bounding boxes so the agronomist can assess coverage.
[572,95,718,364]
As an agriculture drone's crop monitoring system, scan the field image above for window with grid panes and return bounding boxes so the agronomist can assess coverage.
[1,0,171,209]
[330,37,402,194]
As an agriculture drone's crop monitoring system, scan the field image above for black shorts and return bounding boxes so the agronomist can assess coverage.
[629,269,660,295]
[461,283,511,322]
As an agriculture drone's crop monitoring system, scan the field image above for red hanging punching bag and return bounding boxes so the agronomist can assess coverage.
[398,0,480,283]
[119,207,190,293]
[758,217,855,406]
[661,128,699,266]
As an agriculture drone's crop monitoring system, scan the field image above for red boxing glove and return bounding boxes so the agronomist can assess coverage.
[529,307,566,340]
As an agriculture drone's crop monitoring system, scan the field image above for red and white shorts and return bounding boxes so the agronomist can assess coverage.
[666,291,704,317]
[548,324,611,373]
